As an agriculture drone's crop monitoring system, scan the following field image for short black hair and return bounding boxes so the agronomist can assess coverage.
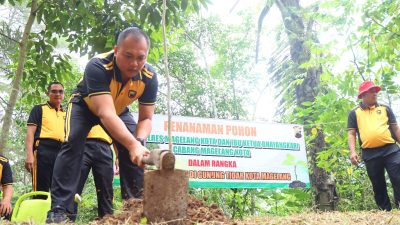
[117,27,150,49]
[47,81,64,93]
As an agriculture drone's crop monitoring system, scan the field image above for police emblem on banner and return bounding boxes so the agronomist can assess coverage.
[128,90,137,98]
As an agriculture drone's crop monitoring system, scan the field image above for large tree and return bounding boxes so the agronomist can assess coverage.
[258,0,337,210]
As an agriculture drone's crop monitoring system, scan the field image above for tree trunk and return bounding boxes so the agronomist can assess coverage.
[276,0,337,210]
[0,0,38,154]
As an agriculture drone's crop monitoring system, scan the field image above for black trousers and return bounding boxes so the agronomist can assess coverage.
[73,139,113,219]
[115,112,144,200]
[33,139,62,192]
[365,149,400,211]
[50,96,141,213]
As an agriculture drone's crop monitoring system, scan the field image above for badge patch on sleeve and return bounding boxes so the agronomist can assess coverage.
[128,90,137,98]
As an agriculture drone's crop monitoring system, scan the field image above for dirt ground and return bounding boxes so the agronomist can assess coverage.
[238,210,400,225]
[89,196,400,225]
[91,196,227,225]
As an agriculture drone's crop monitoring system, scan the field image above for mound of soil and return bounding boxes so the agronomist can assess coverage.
[89,197,400,224]
[91,196,228,225]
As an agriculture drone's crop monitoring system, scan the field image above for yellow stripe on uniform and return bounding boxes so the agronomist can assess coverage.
[142,68,154,79]
[65,101,73,142]
[88,92,111,97]
[103,61,114,70]
[0,164,2,184]
[33,151,37,191]
[0,156,8,162]
[139,101,156,105]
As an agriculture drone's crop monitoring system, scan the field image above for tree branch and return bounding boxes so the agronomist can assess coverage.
[349,41,365,81]
[370,17,400,38]
[157,90,186,109]
[184,31,202,50]
[0,31,20,44]
[255,1,273,63]
[229,0,240,14]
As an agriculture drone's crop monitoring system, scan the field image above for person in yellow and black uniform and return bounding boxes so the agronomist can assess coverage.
[71,125,114,221]
[47,27,157,223]
[25,82,65,192]
[348,80,400,211]
[0,154,13,220]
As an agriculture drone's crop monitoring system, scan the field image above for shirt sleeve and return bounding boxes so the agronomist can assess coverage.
[1,160,13,185]
[84,59,111,96]
[139,74,158,105]
[347,110,357,130]
[27,105,41,126]
[386,106,397,124]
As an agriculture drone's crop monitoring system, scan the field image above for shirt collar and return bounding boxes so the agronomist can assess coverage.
[46,101,63,111]
[359,102,379,110]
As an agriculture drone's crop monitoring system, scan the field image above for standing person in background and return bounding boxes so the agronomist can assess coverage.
[46,27,158,223]
[348,80,400,211]
[0,154,13,220]
[25,82,65,192]
[71,125,114,221]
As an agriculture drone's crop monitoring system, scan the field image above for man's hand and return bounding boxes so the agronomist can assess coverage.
[0,199,12,217]
[349,151,359,166]
[129,144,150,168]
[25,152,34,173]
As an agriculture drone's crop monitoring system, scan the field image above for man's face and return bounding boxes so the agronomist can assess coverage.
[47,84,64,106]
[362,88,378,105]
[114,35,148,80]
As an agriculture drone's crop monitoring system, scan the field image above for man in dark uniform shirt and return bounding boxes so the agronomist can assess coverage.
[46,27,158,223]
[0,154,13,220]
[25,82,65,192]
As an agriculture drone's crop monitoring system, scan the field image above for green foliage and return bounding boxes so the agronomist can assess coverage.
[156,14,257,120]
[191,188,311,219]
[261,189,312,215]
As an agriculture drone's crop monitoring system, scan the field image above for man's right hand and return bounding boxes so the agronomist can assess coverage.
[129,144,150,168]
[0,199,12,217]
[25,153,34,173]
[349,151,359,166]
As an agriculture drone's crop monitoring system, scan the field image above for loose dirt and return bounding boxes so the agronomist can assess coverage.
[90,196,228,225]
[89,197,400,225]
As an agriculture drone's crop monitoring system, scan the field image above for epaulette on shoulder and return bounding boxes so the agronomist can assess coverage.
[142,67,154,79]
[0,156,8,163]
[102,60,114,71]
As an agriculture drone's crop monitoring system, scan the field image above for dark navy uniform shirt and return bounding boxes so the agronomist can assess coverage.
[75,51,158,115]
[0,155,13,190]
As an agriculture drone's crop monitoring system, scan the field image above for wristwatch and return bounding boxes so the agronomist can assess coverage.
[136,137,146,146]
